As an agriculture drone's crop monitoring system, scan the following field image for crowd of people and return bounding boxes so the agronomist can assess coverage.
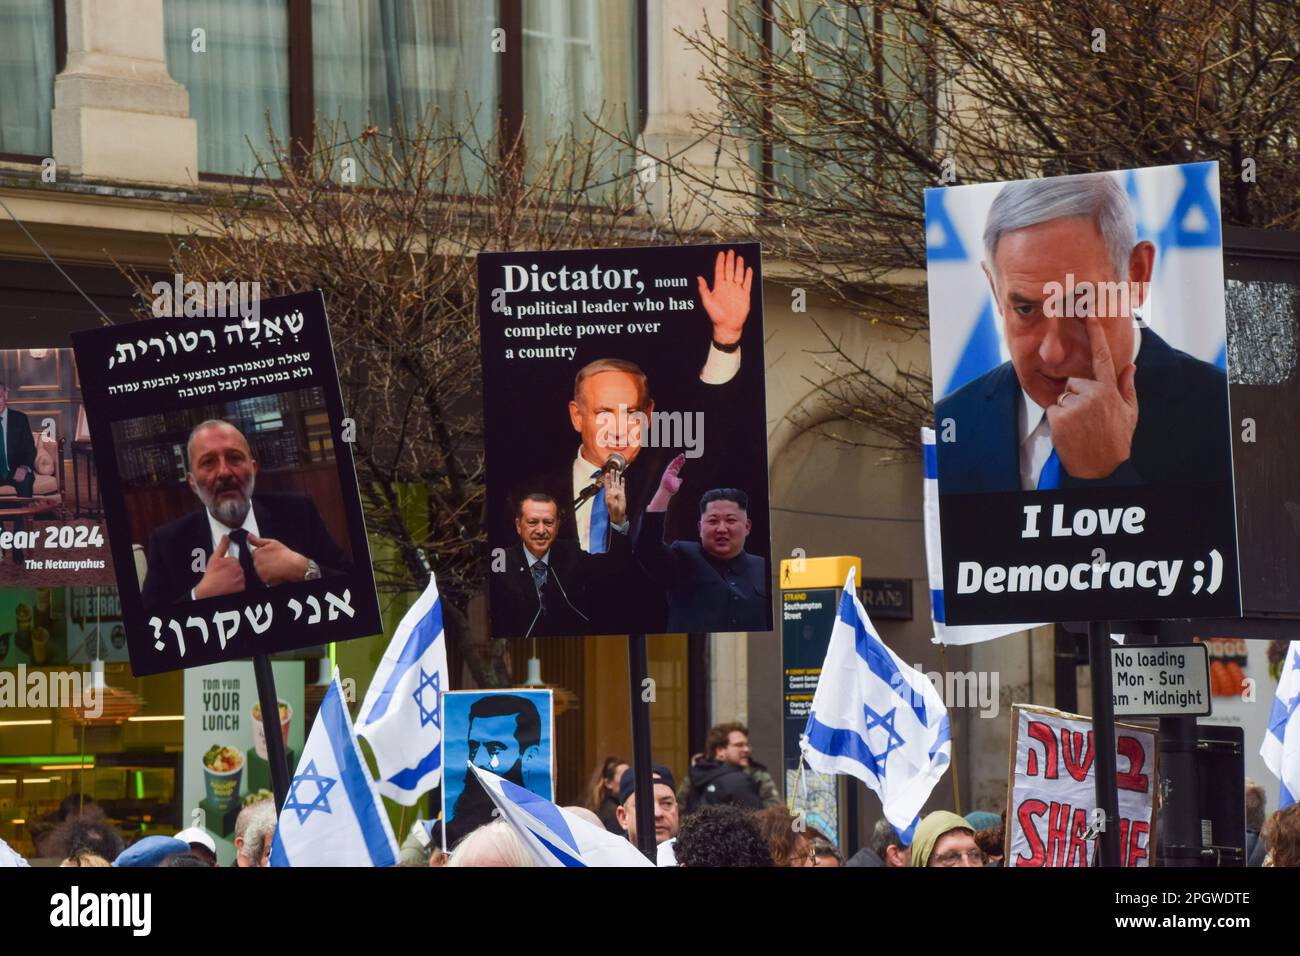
[5,725,1299,869]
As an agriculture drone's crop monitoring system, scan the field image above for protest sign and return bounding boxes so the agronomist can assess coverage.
[1005,704,1158,867]
[477,243,771,637]
[71,291,381,675]
[442,689,554,850]
[926,163,1239,625]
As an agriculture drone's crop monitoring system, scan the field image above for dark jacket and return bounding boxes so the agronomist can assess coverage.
[933,328,1233,493]
[597,795,623,835]
[141,492,353,607]
[1247,829,1267,867]
[634,510,769,632]
[684,758,764,813]
[489,535,631,638]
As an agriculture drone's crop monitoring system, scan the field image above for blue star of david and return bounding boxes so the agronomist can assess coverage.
[283,760,336,824]
[412,667,441,729]
[863,704,906,764]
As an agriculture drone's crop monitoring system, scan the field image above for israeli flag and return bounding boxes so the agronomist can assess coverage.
[922,427,1043,645]
[270,670,399,867]
[469,763,653,867]
[800,568,951,843]
[356,574,448,805]
[1262,641,1300,809]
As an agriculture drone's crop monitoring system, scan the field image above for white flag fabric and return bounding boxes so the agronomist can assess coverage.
[800,567,951,843]
[923,426,1046,645]
[356,574,448,805]
[468,763,654,867]
[1262,640,1300,809]
[270,670,399,867]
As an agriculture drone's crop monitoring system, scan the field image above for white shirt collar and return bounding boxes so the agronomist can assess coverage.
[207,503,260,556]
[524,548,548,568]
[572,448,603,488]
[1018,326,1143,444]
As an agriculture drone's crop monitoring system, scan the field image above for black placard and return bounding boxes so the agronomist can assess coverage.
[940,484,1238,624]
[71,291,381,675]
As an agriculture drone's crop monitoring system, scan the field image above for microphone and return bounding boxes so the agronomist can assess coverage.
[574,453,628,507]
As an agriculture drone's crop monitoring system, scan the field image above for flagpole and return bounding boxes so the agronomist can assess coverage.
[788,752,805,813]
[1088,620,1122,866]
[627,632,657,861]
[939,644,962,816]
[253,653,291,810]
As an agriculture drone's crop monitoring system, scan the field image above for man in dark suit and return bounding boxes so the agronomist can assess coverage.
[0,380,37,497]
[935,172,1232,493]
[634,454,768,632]
[491,485,630,638]
[141,419,352,607]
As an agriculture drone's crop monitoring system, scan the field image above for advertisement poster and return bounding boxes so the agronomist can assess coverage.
[64,586,129,663]
[0,587,66,665]
[0,347,114,587]
[71,291,382,675]
[442,689,554,850]
[477,243,772,638]
[1005,704,1157,868]
[181,659,305,866]
[925,162,1239,625]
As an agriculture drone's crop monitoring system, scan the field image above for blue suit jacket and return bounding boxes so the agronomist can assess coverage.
[934,328,1232,493]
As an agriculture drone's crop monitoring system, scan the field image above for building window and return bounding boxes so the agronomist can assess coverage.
[163,0,292,177]
[743,0,933,210]
[519,0,639,177]
[165,0,642,183]
[0,0,57,159]
[312,0,498,179]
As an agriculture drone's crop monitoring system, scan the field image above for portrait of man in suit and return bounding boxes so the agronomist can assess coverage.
[491,482,629,638]
[140,419,353,607]
[633,454,769,633]
[442,691,552,850]
[0,380,37,498]
[934,172,1232,494]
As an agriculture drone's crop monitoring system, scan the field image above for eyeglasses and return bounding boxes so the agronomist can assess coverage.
[933,848,987,867]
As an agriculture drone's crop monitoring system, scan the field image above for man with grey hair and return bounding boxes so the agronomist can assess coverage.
[233,798,278,867]
[140,418,352,606]
[935,171,1231,493]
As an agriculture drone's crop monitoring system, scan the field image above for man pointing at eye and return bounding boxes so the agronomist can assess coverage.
[934,172,1231,494]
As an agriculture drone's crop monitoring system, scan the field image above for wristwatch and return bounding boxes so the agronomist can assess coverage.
[712,337,741,353]
[304,559,322,581]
